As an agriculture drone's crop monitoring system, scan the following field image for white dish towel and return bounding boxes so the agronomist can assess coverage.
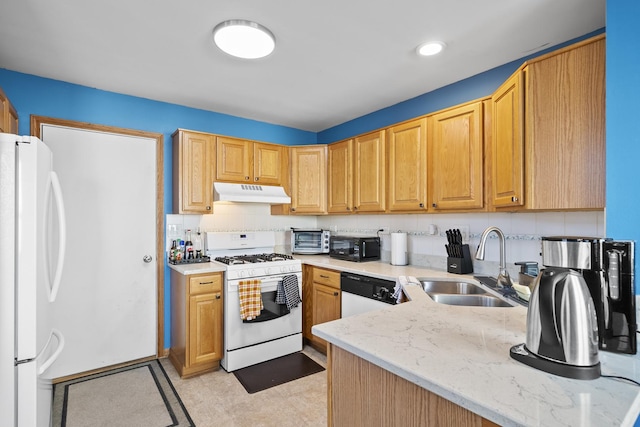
[392,276,421,303]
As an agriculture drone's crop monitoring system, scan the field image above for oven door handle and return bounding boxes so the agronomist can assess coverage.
[228,274,301,292]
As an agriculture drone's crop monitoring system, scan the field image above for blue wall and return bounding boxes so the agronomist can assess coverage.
[319,30,605,144]
[606,1,640,285]
[0,70,317,349]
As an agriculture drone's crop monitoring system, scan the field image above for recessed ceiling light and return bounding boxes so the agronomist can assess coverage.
[416,41,446,57]
[212,20,275,59]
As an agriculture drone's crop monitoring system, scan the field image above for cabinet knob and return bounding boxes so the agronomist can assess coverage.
[353,206,358,210]
[419,203,424,208]
[511,196,519,202]
[333,292,339,296]
[290,207,296,212]
[206,206,211,210]
[346,207,351,211]
[216,294,221,299]
[432,203,437,208]
[245,176,250,180]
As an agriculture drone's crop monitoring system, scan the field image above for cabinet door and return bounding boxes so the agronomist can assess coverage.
[524,37,605,210]
[491,71,524,208]
[188,292,223,366]
[174,130,215,214]
[290,145,327,214]
[312,283,341,347]
[387,119,427,212]
[354,130,386,212]
[0,91,6,133]
[216,136,252,182]
[8,104,18,134]
[429,102,484,210]
[253,142,284,185]
[328,139,353,213]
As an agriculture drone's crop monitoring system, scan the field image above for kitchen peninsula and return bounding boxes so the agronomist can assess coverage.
[312,273,640,426]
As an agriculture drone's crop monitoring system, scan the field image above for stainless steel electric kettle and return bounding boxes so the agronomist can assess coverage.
[510,267,601,380]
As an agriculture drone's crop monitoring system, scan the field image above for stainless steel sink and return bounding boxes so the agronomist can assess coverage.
[420,280,486,295]
[417,278,515,307]
[429,294,514,308]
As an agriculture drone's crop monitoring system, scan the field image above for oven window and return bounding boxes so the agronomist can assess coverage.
[242,290,290,323]
[294,233,321,248]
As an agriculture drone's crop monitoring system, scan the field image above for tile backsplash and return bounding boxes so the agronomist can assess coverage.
[166,204,605,277]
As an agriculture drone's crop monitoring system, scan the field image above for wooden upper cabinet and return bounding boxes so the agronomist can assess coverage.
[387,118,428,212]
[290,145,327,214]
[523,35,605,210]
[172,129,215,214]
[327,139,354,213]
[429,101,484,210]
[215,136,252,183]
[216,136,284,185]
[0,85,18,134]
[354,130,386,212]
[253,142,285,185]
[491,71,524,208]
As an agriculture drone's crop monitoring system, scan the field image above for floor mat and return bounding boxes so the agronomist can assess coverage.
[51,360,194,427]
[233,352,325,394]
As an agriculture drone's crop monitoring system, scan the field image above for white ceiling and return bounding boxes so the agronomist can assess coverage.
[0,0,605,132]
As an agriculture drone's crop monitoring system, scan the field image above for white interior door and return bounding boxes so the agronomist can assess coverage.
[40,125,157,378]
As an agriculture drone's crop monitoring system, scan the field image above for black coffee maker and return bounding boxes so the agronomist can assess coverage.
[541,237,637,354]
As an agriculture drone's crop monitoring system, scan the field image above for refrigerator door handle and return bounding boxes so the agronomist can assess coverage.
[45,171,67,303]
[37,328,65,375]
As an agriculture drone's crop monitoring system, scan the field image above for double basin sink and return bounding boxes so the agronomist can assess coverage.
[419,280,514,308]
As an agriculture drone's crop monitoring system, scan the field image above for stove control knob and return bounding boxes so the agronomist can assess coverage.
[238,270,246,278]
[250,269,256,277]
[281,266,288,273]
[289,265,297,272]
[378,288,389,300]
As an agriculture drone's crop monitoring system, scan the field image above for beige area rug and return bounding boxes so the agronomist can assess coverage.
[52,360,194,427]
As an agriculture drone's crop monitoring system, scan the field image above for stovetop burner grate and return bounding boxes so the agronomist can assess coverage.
[214,253,294,265]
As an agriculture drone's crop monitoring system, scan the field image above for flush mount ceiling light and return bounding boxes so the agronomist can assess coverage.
[416,41,446,57]
[212,19,275,59]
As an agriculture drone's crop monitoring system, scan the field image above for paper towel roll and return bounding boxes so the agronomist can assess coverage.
[390,232,408,265]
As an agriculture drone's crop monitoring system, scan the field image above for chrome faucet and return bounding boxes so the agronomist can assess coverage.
[475,226,514,289]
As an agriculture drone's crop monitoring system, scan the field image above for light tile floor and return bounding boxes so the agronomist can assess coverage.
[160,346,328,427]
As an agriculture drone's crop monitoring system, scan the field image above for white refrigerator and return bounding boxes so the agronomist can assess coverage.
[0,133,67,426]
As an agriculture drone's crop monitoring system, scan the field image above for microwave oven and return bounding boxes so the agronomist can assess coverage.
[329,236,381,262]
[289,228,331,254]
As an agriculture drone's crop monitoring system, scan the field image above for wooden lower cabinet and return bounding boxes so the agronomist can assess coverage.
[303,265,341,353]
[328,345,499,427]
[169,270,223,378]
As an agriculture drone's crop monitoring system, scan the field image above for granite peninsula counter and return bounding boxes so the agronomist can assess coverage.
[312,279,640,426]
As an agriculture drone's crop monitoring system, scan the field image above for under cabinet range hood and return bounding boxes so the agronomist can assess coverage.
[213,182,291,204]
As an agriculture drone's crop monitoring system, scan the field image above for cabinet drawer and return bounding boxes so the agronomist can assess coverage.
[189,273,222,295]
[313,268,340,289]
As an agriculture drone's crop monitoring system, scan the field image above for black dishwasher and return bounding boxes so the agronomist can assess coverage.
[340,272,397,318]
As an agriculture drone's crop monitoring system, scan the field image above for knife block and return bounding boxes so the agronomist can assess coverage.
[447,244,474,274]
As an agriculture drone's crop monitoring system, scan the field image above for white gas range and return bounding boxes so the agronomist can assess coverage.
[205,231,302,372]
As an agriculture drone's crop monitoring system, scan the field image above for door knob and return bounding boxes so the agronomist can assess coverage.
[143,255,153,263]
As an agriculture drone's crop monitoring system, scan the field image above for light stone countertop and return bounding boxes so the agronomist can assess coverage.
[167,262,226,275]
[312,279,640,426]
[170,255,640,425]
